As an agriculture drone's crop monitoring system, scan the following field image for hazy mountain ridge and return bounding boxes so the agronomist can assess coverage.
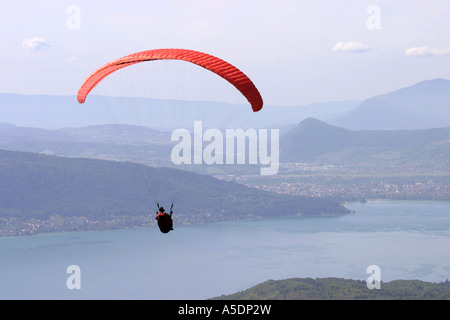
[2,118,449,172]
[280,117,450,165]
[1,78,447,133]
[0,123,170,144]
[0,124,175,167]
[0,92,359,130]
[374,78,450,118]
[331,98,432,130]
[331,78,450,130]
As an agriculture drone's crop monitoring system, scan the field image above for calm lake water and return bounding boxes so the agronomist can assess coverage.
[0,200,449,299]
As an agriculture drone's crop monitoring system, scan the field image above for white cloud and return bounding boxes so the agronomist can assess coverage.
[332,41,372,53]
[22,37,49,51]
[405,46,450,57]
[65,56,77,63]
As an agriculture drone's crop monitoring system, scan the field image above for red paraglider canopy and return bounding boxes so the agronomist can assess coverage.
[77,48,263,112]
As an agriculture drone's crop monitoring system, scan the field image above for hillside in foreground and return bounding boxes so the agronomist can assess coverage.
[211,277,450,300]
[0,149,350,236]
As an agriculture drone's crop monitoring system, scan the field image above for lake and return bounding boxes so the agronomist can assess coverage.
[0,200,449,299]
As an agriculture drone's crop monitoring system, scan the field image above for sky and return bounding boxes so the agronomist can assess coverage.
[1,0,449,106]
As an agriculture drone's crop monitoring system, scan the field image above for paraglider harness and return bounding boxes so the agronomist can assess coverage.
[156,203,174,234]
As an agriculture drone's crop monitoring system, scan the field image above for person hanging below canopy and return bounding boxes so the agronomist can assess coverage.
[156,203,174,234]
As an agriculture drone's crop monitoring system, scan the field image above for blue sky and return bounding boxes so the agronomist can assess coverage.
[1,0,449,106]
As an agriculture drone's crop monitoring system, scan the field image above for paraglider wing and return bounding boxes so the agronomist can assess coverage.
[77,48,263,112]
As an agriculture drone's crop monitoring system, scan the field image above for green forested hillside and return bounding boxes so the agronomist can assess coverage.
[211,277,450,300]
[0,150,349,235]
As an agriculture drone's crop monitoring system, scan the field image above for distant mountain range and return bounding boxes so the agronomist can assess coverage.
[0,123,177,170]
[2,78,448,131]
[0,123,170,145]
[280,118,450,165]
[0,92,358,130]
[1,118,449,170]
[330,78,450,130]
